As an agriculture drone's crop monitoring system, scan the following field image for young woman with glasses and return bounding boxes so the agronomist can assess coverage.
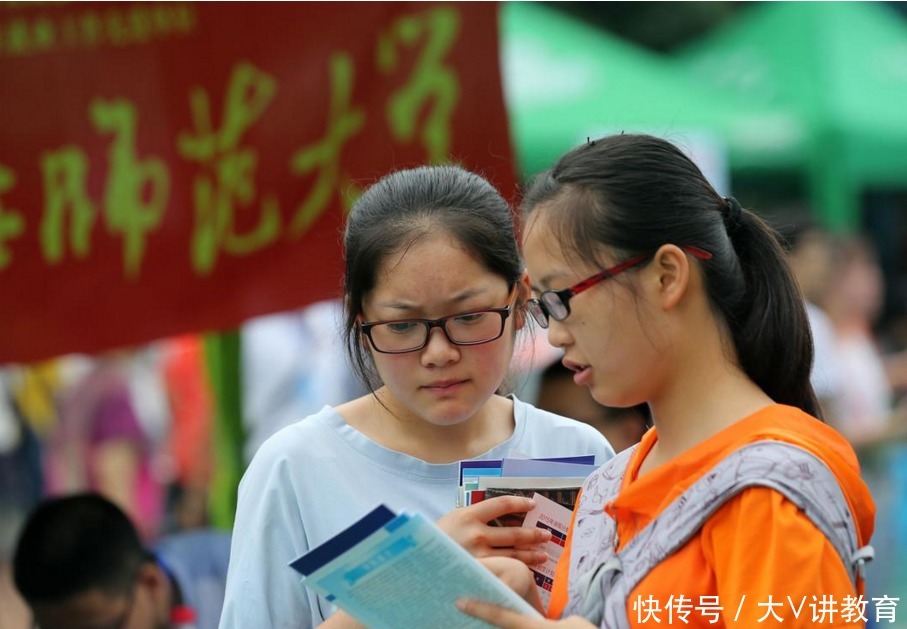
[457,134,877,628]
[219,165,614,629]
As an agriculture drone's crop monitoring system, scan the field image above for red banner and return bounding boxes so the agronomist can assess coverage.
[0,2,517,364]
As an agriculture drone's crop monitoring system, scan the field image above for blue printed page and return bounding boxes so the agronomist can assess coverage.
[500,458,597,478]
[289,504,396,576]
[300,512,542,628]
[459,455,596,489]
[459,459,504,488]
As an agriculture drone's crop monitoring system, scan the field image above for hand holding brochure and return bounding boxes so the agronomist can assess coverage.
[290,505,542,628]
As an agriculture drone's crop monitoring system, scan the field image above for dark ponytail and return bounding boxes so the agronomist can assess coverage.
[720,205,820,418]
[522,134,820,418]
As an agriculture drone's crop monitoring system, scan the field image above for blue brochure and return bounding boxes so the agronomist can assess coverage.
[290,505,542,628]
[290,504,395,576]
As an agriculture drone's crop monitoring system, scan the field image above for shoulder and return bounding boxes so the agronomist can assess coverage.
[742,405,861,472]
[701,487,857,592]
[238,405,341,492]
[248,405,339,461]
[516,396,600,433]
[707,412,875,546]
[512,397,616,461]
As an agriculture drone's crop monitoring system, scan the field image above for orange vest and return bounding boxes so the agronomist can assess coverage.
[548,404,876,628]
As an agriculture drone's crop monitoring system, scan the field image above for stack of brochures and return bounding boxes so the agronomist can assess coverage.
[457,454,598,510]
[457,454,598,608]
[290,505,542,629]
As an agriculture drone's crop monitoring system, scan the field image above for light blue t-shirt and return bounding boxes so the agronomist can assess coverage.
[219,396,613,629]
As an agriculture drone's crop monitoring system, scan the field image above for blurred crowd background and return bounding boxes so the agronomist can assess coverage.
[3,2,907,627]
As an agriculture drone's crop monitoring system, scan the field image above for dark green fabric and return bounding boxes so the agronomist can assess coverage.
[204,331,244,529]
[678,2,907,228]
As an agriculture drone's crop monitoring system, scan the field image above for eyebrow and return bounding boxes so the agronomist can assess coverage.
[376,287,492,311]
[532,271,569,291]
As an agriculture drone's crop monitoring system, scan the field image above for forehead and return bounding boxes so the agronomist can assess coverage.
[522,211,565,258]
[371,233,504,297]
[522,211,603,281]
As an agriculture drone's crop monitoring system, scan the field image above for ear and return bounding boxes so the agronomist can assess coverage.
[513,272,532,331]
[138,561,173,623]
[348,298,371,351]
[357,321,372,352]
[650,244,690,311]
[137,561,167,592]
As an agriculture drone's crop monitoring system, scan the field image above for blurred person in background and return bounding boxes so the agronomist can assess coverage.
[240,299,368,464]
[536,361,649,453]
[160,335,215,532]
[44,351,165,540]
[777,219,844,421]
[0,371,44,629]
[13,493,231,629]
[821,235,907,449]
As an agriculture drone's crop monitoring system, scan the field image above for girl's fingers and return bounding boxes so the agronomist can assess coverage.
[456,599,543,629]
[482,523,551,548]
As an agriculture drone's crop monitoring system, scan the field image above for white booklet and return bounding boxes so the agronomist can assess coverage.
[290,505,542,628]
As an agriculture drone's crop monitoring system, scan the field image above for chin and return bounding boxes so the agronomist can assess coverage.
[421,400,481,427]
[589,386,625,409]
[427,409,474,428]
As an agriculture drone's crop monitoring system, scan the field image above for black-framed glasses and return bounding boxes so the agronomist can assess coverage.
[359,287,517,354]
[527,246,713,328]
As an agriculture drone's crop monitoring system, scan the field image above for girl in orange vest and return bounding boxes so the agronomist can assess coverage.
[458,134,876,628]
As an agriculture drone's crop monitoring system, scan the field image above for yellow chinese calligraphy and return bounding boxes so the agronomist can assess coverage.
[40,147,96,265]
[178,61,280,275]
[376,7,460,163]
[288,53,365,237]
[0,165,25,270]
[91,99,170,279]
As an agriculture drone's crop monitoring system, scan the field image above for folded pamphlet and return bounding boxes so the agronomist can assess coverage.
[290,505,542,628]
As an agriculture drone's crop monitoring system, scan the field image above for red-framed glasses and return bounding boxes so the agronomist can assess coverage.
[527,246,713,328]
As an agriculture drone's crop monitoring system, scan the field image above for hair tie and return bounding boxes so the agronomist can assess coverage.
[723,196,743,233]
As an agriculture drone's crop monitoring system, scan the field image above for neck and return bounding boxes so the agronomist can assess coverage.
[643,329,773,472]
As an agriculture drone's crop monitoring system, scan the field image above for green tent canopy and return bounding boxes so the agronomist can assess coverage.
[677,2,907,229]
[501,2,800,188]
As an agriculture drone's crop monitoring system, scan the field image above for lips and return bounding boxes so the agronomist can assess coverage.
[563,359,592,386]
[422,379,469,390]
[562,358,589,373]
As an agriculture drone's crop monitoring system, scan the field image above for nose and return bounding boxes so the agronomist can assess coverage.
[544,316,573,349]
[420,326,460,367]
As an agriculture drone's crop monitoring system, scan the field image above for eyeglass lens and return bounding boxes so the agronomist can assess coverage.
[369,310,505,353]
